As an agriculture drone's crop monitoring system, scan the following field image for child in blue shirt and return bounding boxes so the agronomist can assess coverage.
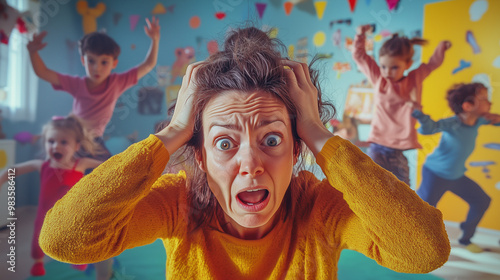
[412,82,500,253]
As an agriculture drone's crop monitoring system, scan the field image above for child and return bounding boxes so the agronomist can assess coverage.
[26,17,161,160]
[413,82,500,253]
[353,24,451,185]
[0,115,102,276]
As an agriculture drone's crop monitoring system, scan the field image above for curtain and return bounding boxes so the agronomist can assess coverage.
[0,0,39,122]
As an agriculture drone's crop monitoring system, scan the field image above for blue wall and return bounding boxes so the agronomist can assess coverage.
[4,0,444,206]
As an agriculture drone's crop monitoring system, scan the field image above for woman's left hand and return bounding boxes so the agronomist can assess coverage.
[282,60,333,155]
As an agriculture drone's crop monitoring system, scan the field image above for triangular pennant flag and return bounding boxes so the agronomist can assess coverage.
[255,3,267,19]
[129,15,140,31]
[314,1,327,20]
[348,0,357,12]
[284,2,294,16]
[386,0,400,11]
[152,3,167,14]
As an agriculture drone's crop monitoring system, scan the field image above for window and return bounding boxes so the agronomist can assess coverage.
[0,0,39,122]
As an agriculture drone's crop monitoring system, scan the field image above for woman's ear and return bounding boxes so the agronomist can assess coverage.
[195,150,206,172]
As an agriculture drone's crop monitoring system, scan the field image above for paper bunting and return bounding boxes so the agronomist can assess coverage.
[256,3,267,19]
[284,2,294,15]
[348,0,357,12]
[152,3,167,15]
[314,1,327,20]
[215,12,226,20]
[385,0,400,11]
[129,15,140,31]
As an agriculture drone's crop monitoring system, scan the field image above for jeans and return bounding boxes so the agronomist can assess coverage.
[417,165,491,245]
[368,143,410,185]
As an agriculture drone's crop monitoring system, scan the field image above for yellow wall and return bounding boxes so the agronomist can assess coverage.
[419,0,500,231]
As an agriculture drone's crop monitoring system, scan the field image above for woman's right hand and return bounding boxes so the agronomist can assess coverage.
[27,31,48,53]
[155,62,204,154]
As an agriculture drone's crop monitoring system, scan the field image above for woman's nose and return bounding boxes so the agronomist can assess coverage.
[238,145,264,177]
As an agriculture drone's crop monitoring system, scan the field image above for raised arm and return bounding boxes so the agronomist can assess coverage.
[411,109,458,135]
[351,25,381,85]
[285,61,449,273]
[0,160,43,187]
[136,17,160,80]
[27,32,60,86]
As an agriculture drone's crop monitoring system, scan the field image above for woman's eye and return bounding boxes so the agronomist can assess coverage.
[215,139,233,150]
[264,134,282,147]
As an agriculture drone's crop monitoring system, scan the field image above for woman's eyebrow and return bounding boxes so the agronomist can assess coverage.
[208,119,286,131]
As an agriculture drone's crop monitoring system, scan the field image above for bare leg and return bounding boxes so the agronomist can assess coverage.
[95,259,113,280]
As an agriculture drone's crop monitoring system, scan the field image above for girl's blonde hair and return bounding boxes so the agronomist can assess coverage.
[41,115,102,157]
[379,34,428,62]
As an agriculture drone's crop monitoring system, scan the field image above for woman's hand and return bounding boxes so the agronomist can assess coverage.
[282,60,333,156]
[156,62,204,154]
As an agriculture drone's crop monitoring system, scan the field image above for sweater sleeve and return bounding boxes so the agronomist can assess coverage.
[352,34,381,85]
[316,136,450,273]
[412,41,447,81]
[39,135,186,264]
[412,109,460,135]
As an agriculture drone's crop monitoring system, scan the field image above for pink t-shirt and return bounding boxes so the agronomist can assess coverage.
[52,68,138,137]
[352,34,447,150]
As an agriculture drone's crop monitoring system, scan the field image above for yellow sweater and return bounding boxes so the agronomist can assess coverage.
[40,135,450,279]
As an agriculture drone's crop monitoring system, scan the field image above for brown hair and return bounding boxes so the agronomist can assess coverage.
[42,115,102,158]
[179,26,336,232]
[379,34,428,62]
[79,32,121,59]
[446,83,486,114]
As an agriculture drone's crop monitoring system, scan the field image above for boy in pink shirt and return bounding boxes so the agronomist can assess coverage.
[27,17,161,161]
[27,17,160,280]
[352,24,451,185]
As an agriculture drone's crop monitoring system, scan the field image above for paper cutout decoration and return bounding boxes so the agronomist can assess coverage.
[296,37,308,64]
[472,73,493,96]
[288,44,295,60]
[484,143,500,151]
[256,3,267,19]
[313,31,326,47]
[348,0,357,12]
[129,15,140,31]
[469,0,488,22]
[332,29,341,47]
[14,131,39,144]
[152,3,167,15]
[113,13,122,25]
[207,40,219,55]
[156,65,171,87]
[138,87,164,115]
[284,2,294,15]
[365,0,372,5]
[333,62,351,78]
[189,16,201,29]
[215,12,226,20]
[314,1,327,20]
[0,0,28,44]
[469,161,495,179]
[76,0,106,35]
[268,27,278,38]
[452,59,471,74]
[171,47,195,83]
[329,18,351,28]
[496,181,500,190]
[166,5,175,13]
[385,0,400,11]
[466,30,481,54]
[493,56,500,68]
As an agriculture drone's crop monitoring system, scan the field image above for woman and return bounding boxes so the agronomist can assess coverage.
[40,27,450,279]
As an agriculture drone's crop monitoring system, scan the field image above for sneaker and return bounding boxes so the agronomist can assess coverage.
[71,263,89,271]
[464,243,483,253]
[30,262,46,276]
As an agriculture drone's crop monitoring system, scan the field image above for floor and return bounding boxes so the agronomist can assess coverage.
[1,206,499,280]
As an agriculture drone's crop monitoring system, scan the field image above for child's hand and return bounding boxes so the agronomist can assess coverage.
[144,17,160,42]
[27,31,48,53]
[442,40,452,50]
[484,113,500,124]
[356,24,373,35]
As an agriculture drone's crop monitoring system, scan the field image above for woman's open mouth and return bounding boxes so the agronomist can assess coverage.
[236,189,270,212]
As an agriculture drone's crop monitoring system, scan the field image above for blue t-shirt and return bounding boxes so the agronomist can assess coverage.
[412,110,499,180]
